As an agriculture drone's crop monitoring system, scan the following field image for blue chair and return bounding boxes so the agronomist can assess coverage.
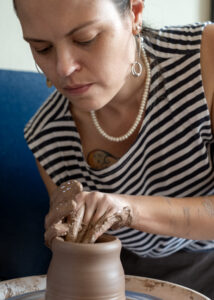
[0,69,54,280]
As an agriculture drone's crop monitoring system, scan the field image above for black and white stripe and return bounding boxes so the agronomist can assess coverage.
[24,22,214,257]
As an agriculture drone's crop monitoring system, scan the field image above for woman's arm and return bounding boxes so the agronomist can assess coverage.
[128,194,214,240]
[201,24,214,134]
[36,153,214,245]
[35,159,57,197]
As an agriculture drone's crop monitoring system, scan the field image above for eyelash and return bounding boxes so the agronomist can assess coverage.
[75,36,97,46]
[34,36,97,55]
[35,46,52,55]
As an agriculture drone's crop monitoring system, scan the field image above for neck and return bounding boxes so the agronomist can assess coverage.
[90,45,151,142]
[99,60,147,117]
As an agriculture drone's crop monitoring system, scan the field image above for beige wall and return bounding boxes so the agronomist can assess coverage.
[0,1,35,71]
[144,0,211,28]
[0,0,211,71]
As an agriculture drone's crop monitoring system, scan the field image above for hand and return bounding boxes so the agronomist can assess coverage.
[44,180,84,248]
[44,180,133,247]
[74,190,133,243]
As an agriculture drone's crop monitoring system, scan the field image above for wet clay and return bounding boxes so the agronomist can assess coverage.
[82,206,132,243]
[55,180,84,242]
[45,234,126,300]
[46,179,132,245]
[45,180,84,245]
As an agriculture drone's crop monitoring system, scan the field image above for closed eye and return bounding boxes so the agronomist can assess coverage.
[34,45,52,54]
[75,36,97,46]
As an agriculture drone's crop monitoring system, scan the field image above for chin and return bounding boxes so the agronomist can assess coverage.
[78,103,106,113]
[67,96,108,113]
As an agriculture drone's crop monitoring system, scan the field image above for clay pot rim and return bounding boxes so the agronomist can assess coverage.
[52,234,121,252]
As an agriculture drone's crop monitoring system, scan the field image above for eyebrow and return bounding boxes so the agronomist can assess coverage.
[24,19,100,42]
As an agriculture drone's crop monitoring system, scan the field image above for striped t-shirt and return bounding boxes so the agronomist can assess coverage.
[24,22,214,258]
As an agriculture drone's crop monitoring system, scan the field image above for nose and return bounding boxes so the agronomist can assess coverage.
[56,46,81,78]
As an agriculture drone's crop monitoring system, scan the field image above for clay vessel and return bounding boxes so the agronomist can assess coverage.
[46,234,126,300]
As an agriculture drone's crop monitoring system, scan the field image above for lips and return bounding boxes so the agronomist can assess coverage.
[63,83,93,95]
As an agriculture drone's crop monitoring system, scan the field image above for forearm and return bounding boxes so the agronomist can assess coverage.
[129,195,214,240]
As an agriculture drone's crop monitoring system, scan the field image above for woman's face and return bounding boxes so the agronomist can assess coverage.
[16,0,137,112]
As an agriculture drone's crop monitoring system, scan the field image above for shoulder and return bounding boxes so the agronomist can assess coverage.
[24,90,69,144]
[144,22,212,58]
[200,23,214,133]
[201,23,214,80]
[158,22,211,44]
[159,22,210,36]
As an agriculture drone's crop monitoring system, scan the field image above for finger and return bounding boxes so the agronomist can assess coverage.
[83,206,132,242]
[82,210,113,243]
[46,180,84,229]
[65,205,85,242]
[77,201,111,243]
[59,180,83,202]
[76,222,88,243]
[82,210,118,243]
[75,191,96,214]
[50,180,83,207]
[74,192,99,241]
[83,217,117,243]
[76,212,96,243]
[45,199,77,229]
[44,222,69,248]
[89,201,112,225]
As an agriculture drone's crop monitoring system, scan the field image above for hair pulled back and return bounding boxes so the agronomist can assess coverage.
[13,0,131,15]
[13,0,16,11]
[112,0,131,15]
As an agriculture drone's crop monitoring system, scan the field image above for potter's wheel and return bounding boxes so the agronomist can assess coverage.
[6,290,44,300]
[6,289,161,300]
[1,275,210,300]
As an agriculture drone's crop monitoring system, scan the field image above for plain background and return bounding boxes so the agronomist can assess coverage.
[0,0,212,72]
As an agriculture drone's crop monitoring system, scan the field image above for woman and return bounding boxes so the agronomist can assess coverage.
[14,0,214,297]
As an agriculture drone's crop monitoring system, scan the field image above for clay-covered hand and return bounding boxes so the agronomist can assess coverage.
[44,180,133,246]
[44,180,84,248]
[74,191,133,243]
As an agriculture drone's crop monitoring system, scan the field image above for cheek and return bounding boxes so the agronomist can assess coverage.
[93,35,133,84]
[31,52,46,73]
[95,54,131,90]
[90,43,131,83]
[33,54,57,83]
[30,48,53,74]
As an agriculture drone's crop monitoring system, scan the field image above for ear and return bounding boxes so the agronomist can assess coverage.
[130,0,144,35]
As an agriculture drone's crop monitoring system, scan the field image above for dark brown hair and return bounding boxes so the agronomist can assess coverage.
[113,0,131,15]
[13,0,153,37]
[13,0,131,15]
[13,0,16,11]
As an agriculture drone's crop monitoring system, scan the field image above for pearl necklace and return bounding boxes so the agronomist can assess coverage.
[90,45,151,142]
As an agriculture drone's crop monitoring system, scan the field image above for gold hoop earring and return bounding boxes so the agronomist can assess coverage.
[46,78,53,88]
